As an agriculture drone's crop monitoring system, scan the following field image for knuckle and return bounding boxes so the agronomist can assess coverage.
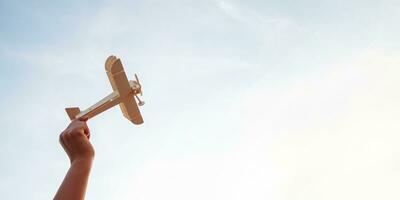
[69,131,78,137]
[64,131,72,139]
[71,129,85,137]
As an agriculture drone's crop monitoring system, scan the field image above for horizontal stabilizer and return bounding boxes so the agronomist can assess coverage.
[65,107,81,120]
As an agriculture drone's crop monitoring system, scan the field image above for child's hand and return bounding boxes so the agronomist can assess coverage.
[55,117,94,200]
[59,117,95,164]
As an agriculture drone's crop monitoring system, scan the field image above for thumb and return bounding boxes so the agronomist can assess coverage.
[78,116,89,122]
[77,116,90,139]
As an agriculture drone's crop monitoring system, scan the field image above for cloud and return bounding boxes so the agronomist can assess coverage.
[236,48,400,199]
[215,0,242,21]
[87,48,400,200]
[2,1,400,199]
[215,0,292,31]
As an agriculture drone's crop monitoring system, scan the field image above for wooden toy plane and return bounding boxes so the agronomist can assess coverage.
[65,55,144,124]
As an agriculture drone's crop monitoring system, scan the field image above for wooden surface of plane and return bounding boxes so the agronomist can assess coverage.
[105,56,144,124]
[65,55,144,125]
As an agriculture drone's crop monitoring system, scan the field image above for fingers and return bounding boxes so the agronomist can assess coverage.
[59,118,95,163]
[78,116,88,122]
[59,131,72,161]
[60,119,90,151]
[59,132,67,150]
[68,118,90,139]
[78,116,90,139]
[81,121,90,139]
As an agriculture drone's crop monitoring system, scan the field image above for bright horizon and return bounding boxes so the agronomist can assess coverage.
[1,0,400,199]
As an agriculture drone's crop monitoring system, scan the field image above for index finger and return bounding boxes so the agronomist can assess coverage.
[77,117,90,138]
[78,116,89,122]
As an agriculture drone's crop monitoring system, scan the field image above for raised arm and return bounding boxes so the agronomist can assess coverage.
[54,117,95,200]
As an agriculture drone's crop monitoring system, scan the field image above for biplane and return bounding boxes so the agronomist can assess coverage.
[65,55,144,124]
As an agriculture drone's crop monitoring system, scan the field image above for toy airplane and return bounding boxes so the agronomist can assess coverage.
[65,55,144,124]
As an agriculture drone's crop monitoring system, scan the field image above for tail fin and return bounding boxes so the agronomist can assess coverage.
[65,107,81,120]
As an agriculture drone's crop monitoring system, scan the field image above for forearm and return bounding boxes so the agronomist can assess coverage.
[54,159,93,200]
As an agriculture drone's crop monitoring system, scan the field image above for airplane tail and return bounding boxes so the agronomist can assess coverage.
[65,107,81,120]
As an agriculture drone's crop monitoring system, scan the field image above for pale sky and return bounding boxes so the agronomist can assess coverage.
[1,0,400,199]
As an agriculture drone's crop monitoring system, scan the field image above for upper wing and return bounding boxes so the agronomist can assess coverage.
[105,56,144,124]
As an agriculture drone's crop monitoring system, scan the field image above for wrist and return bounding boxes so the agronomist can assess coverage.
[71,157,93,168]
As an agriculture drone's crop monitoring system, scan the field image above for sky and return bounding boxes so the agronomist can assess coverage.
[1,0,400,199]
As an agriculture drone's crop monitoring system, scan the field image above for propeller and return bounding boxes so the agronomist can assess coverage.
[134,74,145,106]
[135,74,143,96]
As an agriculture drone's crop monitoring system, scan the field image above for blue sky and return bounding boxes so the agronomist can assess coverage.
[1,0,400,199]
